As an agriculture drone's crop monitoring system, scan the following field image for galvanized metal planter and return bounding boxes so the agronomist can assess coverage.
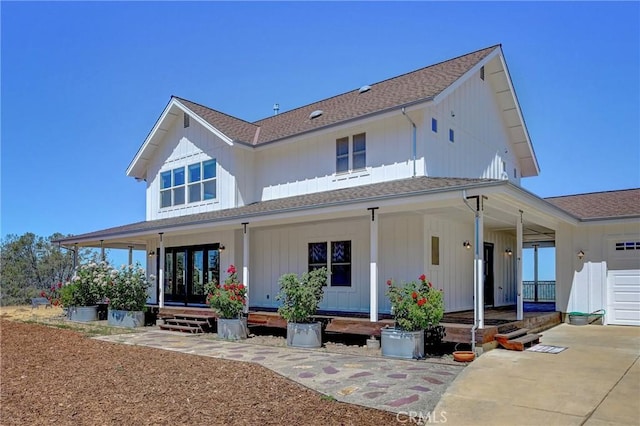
[381,328,425,359]
[68,306,98,322]
[286,322,322,348]
[217,317,248,340]
[107,309,145,328]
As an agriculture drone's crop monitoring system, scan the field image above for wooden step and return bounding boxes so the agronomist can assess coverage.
[494,328,529,343]
[158,324,204,334]
[164,318,208,326]
[498,333,541,351]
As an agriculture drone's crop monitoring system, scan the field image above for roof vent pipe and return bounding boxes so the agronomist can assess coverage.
[273,103,280,115]
[401,108,417,177]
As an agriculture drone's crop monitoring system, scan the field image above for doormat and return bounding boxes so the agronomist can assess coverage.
[526,344,567,354]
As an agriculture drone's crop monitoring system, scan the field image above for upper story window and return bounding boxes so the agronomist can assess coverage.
[184,113,190,128]
[449,129,455,143]
[160,159,216,208]
[336,133,366,173]
[308,240,352,287]
[431,118,438,133]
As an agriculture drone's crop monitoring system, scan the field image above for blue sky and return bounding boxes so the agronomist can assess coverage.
[1,2,638,275]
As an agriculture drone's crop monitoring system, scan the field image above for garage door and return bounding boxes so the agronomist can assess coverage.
[607,270,640,326]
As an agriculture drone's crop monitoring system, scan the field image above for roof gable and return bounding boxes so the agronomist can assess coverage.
[545,189,640,220]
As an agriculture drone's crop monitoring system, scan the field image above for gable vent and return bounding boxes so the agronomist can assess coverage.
[309,110,323,120]
[358,85,371,94]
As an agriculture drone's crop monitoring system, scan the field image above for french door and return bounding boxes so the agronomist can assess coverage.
[159,244,220,305]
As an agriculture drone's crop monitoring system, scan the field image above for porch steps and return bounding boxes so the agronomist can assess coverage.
[495,328,541,351]
[159,314,214,334]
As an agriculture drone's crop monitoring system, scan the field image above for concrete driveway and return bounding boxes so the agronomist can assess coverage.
[434,324,640,425]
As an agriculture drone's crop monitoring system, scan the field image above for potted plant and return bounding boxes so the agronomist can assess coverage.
[106,263,152,328]
[276,267,327,348]
[63,261,112,322]
[382,274,444,359]
[205,265,248,340]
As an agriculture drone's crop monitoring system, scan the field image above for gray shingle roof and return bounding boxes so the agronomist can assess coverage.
[177,45,498,145]
[545,189,640,220]
[56,177,501,243]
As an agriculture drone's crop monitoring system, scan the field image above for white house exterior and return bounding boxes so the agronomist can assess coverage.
[57,45,640,327]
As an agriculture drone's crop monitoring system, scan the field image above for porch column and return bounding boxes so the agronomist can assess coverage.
[73,244,79,274]
[474,200,485,329]
[242,223,250,314]
[100,240,105,262]
[516,211,524,320]
[128,246,133,266]
[533,244,539,302]
[368,207,379,322]
[159,233,165,308]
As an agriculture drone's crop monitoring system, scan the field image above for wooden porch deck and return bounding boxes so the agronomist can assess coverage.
[150,305,561,345]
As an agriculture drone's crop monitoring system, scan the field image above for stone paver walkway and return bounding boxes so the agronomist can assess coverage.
[95,331,464,414]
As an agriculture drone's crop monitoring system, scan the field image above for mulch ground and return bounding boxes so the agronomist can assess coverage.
[0,320,397,425]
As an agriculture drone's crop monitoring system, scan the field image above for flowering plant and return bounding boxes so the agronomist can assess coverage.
[106,263,152,311]
[62,261,113,307]
[40,282,63,307]
[205,265,246,319]
[386,274,444,331]
[277,267,327,323]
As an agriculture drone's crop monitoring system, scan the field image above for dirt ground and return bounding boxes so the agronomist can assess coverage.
[0,319,397,425]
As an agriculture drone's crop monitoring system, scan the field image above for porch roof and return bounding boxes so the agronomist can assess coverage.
[56,176,504,246]
[545,188,640,221]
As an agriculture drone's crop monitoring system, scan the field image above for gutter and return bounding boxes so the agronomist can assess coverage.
[401,108,418,177]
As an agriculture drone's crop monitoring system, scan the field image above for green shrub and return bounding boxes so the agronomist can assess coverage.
[276,268,327,323]
[106,263,152,311]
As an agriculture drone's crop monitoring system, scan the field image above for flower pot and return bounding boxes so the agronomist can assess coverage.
[381,328,425,359]
[217,317,248,340]
[68,306,98,322]
[453,351,475,362]
[107,309,145,328]
[286,322,322,348]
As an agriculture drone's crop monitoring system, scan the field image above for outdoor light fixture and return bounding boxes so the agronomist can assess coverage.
[148,250,156,257]
[463,240,471,249]
[219,244,226,251]
[505,249,513,256]
[577,250,585,260]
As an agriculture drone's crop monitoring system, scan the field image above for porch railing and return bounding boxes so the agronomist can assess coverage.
[523,280,555,302]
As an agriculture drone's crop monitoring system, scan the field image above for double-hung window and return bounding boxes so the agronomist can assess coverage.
[336,133,366,173]
[160,159,216,208]
[160,167,185,208]
[308,240,352,287]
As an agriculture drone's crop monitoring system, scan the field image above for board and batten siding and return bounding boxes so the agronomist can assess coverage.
[425,66,520,183]
[145,115,239,220]
[254,114,425,202]
[249,212,517,314]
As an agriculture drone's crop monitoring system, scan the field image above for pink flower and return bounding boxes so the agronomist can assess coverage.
[227,265,236,275]
[419,274,426,282]
[386,279,392,286]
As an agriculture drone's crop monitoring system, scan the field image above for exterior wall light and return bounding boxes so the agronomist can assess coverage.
[148,250,156,257]
[505,248,513,256]
[219,244,226,251]
[577,250,585,260]
[463,240,472,250]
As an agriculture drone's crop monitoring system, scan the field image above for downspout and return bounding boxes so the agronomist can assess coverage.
[462,190,479,354]
[401,108,417,177]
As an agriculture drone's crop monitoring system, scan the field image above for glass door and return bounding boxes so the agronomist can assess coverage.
[188,250,205,303]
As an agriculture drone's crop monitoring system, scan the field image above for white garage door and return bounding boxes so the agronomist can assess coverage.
[607,270,640,326]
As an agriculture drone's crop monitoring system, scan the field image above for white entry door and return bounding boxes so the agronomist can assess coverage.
[607,270,640,326]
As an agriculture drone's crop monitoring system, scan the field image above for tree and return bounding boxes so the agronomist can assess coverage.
[0,232,97,306]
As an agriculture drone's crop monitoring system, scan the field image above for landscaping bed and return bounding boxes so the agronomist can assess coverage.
[0,319,396,425]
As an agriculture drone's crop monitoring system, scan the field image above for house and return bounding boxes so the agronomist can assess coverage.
[56,45,640,328]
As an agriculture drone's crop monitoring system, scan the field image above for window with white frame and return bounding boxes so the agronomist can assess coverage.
[336,133,366,173]
[308,240,352,287]
[160,159,216,208]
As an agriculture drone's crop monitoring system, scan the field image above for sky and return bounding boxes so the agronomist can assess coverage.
[1,2,638,275]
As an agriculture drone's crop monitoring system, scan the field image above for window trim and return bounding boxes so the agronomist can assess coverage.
[307,240,352,288]
[159,158,217,209]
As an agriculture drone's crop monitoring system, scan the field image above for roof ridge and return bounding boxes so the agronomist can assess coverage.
[252,44,500,125]
[545,187,640,199]
[172,95,260,129]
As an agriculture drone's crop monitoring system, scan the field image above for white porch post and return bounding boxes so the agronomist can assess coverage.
[159,233,165,308]
[242,223,250,314]
[128,246,133,266]
[100,240,105,262]
[516,211,524,320]
[474,201,485,329]
[368,208,379,322]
